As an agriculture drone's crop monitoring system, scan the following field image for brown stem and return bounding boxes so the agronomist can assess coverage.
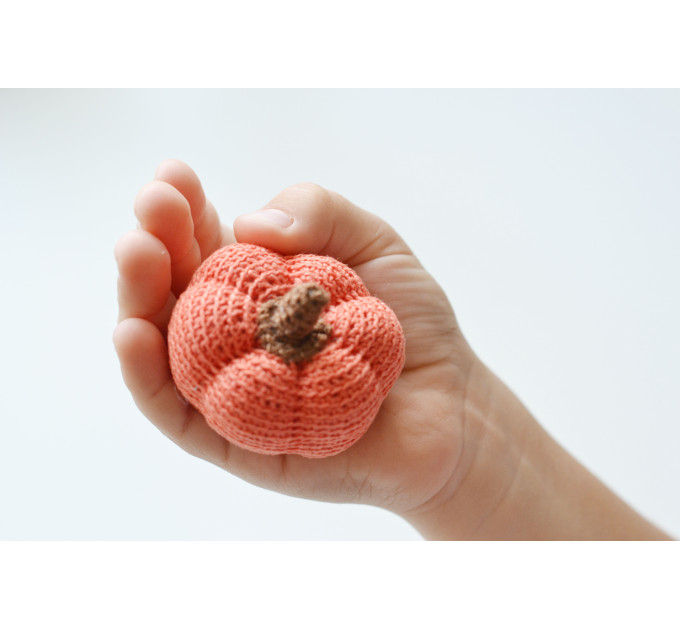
[256,283,332,363]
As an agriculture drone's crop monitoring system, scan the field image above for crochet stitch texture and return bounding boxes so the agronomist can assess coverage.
[167,243,405,458]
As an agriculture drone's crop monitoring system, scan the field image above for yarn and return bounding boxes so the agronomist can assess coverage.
[167,242,405,458]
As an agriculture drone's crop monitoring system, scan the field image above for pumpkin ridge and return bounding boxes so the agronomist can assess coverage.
[299,347,377,402]
[322,296,405,394]
[171,280,260,392]
[200,350,300,441]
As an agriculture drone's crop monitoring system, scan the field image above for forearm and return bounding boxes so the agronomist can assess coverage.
[402,361,671,540]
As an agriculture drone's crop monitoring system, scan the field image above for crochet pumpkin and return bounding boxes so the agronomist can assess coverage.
[167,243,405,458]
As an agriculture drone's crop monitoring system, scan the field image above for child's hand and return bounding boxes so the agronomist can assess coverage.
[114,160,670,540]
[114,160,471,514]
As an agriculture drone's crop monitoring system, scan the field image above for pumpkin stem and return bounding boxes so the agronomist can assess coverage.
[257,283,332,363]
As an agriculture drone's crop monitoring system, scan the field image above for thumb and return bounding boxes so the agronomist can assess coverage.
[234,183,464,372]
[233,183,413,267]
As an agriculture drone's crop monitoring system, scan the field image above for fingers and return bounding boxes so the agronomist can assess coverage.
[113,317,230,464]
[233,183,413,267]
[134,181,201,296]
[135,159,230,296]
[153,159,225,260]
[115,229,175,331]
[115,160,238,465]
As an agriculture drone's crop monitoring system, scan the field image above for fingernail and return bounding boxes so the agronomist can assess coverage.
[251,208,294,228]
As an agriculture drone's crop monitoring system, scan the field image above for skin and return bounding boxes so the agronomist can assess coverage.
[114,159,671,540]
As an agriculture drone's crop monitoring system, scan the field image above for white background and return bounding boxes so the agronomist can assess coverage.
[1,89,678,540]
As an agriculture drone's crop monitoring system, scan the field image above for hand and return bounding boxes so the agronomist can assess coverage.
[115,160,670,539]
[114,160,475,519]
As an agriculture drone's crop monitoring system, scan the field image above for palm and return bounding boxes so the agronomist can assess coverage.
[115,162,470,515]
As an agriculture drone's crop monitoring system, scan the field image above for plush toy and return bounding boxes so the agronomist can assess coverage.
[167,243,405,458]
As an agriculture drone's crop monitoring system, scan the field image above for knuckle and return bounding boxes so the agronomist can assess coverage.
[134,180,185,210]
[113,230,140,268]
[285,182,331,208]
[134,180,162,204]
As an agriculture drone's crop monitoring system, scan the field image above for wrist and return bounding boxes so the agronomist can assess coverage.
[399,358,671,540]
[398,358,530,539]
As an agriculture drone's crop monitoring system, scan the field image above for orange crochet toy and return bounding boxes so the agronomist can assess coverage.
[167,243,405,458]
